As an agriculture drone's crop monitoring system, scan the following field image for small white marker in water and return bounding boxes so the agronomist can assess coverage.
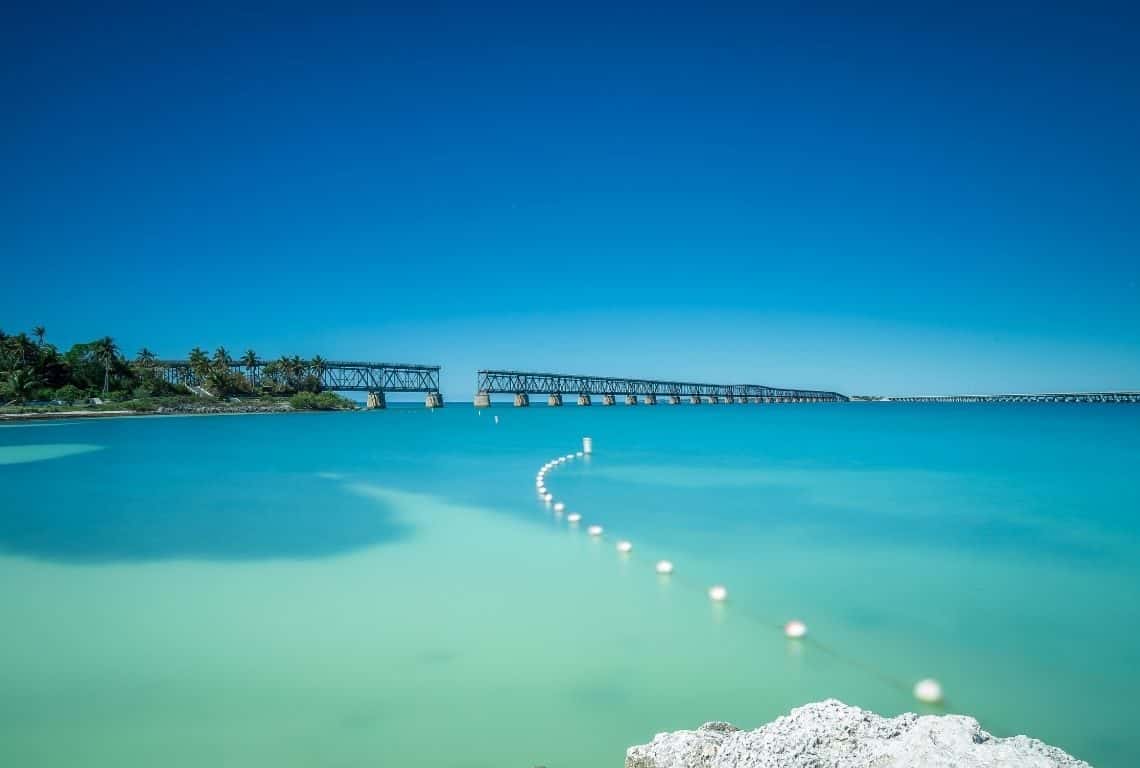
[708,585,728,602]
[587,524,603,536]
[567,513,582,523]
[565,454,574,460]
[583,436,593,454]
[784,620,808,639]
[913,679,943,704]
[553,502,565,513]
[494,415,499,424]
[576,451,584,457]
[543,493,553,502]
[655,560,674,575]
[616,540,633,553]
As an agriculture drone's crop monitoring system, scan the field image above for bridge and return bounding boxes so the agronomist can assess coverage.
[155,359,443,408]
[474,370,847,407]
[883,392,1140,404]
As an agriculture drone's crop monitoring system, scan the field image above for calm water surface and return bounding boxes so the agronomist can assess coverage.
[1,404,1137,766]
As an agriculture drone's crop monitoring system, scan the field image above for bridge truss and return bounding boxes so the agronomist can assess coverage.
[475,370,846,403]
[155,359,440,394]
[887,392,1140,404]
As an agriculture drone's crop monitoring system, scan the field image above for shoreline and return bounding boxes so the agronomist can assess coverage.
[0,403,352,422]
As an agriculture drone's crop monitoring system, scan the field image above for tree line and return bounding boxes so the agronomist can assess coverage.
[1,327,334,405]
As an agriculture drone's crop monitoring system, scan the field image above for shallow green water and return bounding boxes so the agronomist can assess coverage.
[1,404,1137,766]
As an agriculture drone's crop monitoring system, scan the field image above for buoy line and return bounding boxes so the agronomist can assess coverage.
[532,437,947,707]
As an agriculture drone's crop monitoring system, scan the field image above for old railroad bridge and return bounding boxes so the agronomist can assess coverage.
[153,358,1138,408]
[474,370,847,406]
[156,359,442,409]
[882,392,1140,404]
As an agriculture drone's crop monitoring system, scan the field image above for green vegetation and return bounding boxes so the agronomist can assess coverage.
[1,327,357,413]
[288,391,356,411]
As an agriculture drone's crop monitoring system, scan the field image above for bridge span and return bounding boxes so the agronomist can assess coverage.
[474,370,847,407]
[884,392,1140,404]
[156,359,442,408]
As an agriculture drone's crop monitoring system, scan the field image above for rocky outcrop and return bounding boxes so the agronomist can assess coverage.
[626,700,1089,768]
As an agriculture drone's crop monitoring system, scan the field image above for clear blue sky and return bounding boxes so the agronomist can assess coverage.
[3,2,1138,397]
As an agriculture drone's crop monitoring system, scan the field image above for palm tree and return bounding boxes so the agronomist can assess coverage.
[11,332,33,366]
[4,368,42,404]
[32,325,46,346]
[212,347,232,381]
[135,347,157,367]
[239,349,259,388]
[263,360,282,392]
[188,346,210,385]
[310,355,327,376]
[93,336,119,394]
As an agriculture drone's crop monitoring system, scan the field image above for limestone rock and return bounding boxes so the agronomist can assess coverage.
[625,700,1089,768]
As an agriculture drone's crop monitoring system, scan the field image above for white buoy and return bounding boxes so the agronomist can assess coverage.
[913,679,943,704]
[708,585,728,602]
[583,436,593,454]
[616,540,633,553]
[537,486,546,495]
[655,560,674,575]
[543,493,553,502]
[576,451,584,457]
[553,502,565,513]
[565,454,574,460]
[494,415,499,424]
[567,513,581,523]
[587,524,603,536]
[784,620,808,639]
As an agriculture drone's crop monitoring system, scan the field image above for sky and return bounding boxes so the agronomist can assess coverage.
[2,2,1139,398]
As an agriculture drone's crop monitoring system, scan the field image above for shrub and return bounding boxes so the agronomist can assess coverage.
[289,392,355,411]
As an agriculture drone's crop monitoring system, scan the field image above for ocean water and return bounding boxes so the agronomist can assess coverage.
[1,403,1137,767]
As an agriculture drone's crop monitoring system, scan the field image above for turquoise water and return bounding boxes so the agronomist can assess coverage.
[1,404,1137,766]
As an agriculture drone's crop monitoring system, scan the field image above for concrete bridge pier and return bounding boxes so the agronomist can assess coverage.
[548,393,563,407]
[643,394,657,405]
[366,391,386,410]
[707,395,720,404]
[690,395,701,404]
[514,392,530,407]
[473,390,491,408]
[577,393,591,406]
[625,394,638,406]
[668,395,681,405]
[425,391,444,409]
[724,394,735,404]
[603,394,616,406]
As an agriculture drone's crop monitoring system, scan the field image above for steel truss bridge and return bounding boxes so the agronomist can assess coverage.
[885,392,1140,404]
[475,370,847,404]
[154,359,441,407]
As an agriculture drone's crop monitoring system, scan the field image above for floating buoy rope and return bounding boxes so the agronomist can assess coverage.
[532,437,944,708]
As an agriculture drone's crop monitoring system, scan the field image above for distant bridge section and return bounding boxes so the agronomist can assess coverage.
[884,392,1140,404]
[474,370,847,407]
[155,359,442,408]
